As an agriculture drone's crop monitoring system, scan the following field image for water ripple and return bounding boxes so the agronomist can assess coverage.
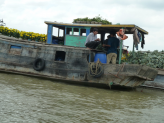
[0,73,164,123]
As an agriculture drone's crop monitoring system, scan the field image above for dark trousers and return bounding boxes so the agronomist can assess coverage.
[86,41,100,49]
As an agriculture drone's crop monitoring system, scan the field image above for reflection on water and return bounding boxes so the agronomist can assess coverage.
[0,72,164,123]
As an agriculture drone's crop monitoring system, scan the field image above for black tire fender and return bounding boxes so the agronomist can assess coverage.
[33,58,45,71]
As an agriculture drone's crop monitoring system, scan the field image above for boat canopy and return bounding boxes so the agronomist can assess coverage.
[44,21,148,35]
[44,21,148,64]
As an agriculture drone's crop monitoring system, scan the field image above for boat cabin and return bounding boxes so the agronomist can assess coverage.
[44,21,148,64]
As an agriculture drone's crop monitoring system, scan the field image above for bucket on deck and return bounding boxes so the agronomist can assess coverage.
[94,52,107,64]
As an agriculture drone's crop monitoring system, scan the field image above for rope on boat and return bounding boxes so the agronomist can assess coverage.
[88,59,104,78]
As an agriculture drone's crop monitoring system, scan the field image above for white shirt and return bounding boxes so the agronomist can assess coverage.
[85,32,97,45]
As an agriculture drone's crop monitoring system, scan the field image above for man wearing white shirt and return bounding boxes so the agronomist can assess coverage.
[85,28,101,49]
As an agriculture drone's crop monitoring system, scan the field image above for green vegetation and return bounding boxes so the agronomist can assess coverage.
[122,50,164,69]
[73,15,112,24]
[95,44,106,51]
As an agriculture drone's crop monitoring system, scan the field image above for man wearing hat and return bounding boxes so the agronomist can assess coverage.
[122,47,129,60]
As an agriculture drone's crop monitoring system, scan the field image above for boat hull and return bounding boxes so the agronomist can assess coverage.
[0,35,158,89]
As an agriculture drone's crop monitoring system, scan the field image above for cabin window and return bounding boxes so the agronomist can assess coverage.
[9,45,22,55]
[55,51,66,61]
[105,33,110,39]
[51,27,65,45]
[11,45,21,49]
[59,29,64,37]
[73,28,80,36]
[65,28,87,36]
[66,28,72,35]
[81,29,86,36]
[97,34,101,40]
[53,27,64,36]
[52,27,58,36]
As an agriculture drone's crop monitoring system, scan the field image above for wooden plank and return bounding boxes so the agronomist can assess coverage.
[158,70,164,75]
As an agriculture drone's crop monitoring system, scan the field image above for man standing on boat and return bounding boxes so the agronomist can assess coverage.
[103,31,119,64]
[103,35,111,52]
[85,28,101,49]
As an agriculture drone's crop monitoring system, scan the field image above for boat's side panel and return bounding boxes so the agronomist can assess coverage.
[0,39,90,81]
[65,35,87,47]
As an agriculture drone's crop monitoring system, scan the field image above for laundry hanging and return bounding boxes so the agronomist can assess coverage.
[138,31,142,42]
[131,28,140,50]
[141,33,145,49]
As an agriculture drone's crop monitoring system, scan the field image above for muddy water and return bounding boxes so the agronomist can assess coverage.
[0,72,164,123]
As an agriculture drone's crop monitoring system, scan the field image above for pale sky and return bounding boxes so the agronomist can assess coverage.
[0,0,164,51]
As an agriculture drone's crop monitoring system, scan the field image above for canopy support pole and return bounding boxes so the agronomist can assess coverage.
[79,28,81,36]
[119,28,123,64]
[132,41,135,57]
[119,40,122,64]
[46,24,53,44]
[72,28,74,35]
[101,31,105,44]
[58,28,60,37]
[86,28,90,36]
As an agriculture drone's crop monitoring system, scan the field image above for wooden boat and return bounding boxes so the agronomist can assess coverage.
[0,21,158,89]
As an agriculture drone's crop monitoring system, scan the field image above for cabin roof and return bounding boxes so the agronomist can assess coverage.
[44,21,148,34]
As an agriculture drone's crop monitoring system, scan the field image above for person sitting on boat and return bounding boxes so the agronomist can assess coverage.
[122,47,129,60]
[103,31,119,64]
[85,28,101,49]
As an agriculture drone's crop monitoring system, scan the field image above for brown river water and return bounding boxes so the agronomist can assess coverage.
[0,72,164,123]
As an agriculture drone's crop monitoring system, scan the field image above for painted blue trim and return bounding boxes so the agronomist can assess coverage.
[11,45,21,49]
[0,40,35,48]
[65,27,67,35]
[86,29,90,36]
[47,24,53,44]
